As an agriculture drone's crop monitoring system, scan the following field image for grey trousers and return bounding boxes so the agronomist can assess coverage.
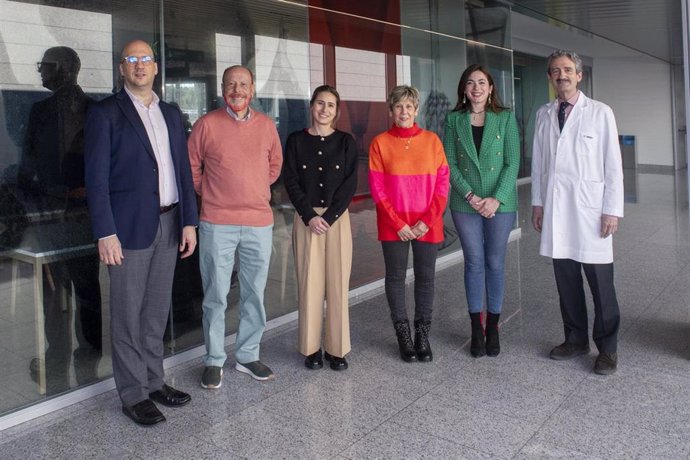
[108,208,179,406]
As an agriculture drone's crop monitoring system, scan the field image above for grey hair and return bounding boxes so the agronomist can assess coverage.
[388,85,420,111]
[547,50,583,74]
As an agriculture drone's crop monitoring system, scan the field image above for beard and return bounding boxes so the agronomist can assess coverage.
[225,94,250,114]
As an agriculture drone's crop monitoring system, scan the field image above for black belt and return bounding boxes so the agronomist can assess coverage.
[160,202,178,214]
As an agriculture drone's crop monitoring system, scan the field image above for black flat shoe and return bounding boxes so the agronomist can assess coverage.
[549,342,590,360]
[149,384,191,407]
[122,399,165,426]
[304,349,323,370]
[324,351,348,371]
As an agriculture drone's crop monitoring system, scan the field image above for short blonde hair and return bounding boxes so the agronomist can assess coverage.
[388,85,420,111]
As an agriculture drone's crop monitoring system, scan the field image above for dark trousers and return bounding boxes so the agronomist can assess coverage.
[552,258,620,353]
[108,207,179,406]
[381,240,438,323]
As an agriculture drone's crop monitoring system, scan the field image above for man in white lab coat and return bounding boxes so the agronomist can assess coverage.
[531,50,624,375]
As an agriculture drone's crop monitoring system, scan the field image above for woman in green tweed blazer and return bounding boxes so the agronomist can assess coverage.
[443,64,520,359]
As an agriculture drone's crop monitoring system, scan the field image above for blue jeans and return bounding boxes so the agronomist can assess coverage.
[452,211,515,314]
[199,221,273,366]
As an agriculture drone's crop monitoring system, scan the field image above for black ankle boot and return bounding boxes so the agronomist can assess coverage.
[393,320,417,362]
[486,313,500,357]
[414,319,433,362]
[470,312,486,358]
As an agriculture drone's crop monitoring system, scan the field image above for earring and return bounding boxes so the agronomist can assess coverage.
[488,92,492,104]
[462,94,466,104]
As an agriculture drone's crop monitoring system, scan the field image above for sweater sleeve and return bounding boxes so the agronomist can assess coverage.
[321,133,358,225]
[187,117,206,196]
[283,132,318,226]
[368,137,407,232]
[267,121,283,185]
[492,112,520,205]
[419,135,450,229]
[443,113,472,198]
[530,109,545,207]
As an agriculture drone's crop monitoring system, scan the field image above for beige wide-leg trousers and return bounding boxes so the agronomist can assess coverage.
[293,208,352,358]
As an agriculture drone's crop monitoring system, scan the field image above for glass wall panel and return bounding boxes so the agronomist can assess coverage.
[0,0,158,415]
[160,0,311,352]
[513,53,593,179]
[514,52,548,178]
[0,0,515,419]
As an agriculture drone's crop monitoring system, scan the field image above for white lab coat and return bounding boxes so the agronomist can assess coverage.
[531,92,624,264]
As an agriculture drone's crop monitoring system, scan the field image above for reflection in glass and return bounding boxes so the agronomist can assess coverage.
[0,0,521,419]
[17,46,102,396]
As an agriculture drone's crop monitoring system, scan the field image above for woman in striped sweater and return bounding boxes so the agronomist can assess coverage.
[369,85,450,362]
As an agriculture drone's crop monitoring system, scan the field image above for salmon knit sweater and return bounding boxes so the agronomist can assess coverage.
[188,108,282,226]
[368,125,450,243]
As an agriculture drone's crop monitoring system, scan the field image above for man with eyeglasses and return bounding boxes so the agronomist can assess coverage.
[188,65,282,389]
[85,40,199,425]
[19,46,103,394]
[531,49,624,375]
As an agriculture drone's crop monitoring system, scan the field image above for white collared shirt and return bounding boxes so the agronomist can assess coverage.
[125,86,179,206]
[226,106,252,121]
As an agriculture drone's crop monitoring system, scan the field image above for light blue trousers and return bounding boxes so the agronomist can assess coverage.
[199,221,273,366]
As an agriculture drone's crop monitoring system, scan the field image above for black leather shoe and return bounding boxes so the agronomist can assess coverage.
[469,313,486,358]
[324,351,348,371]
[414,319,433,362]
[149,384,191,407]
[305,349,323,370]
[393,320,417,362]
[122,399,165,426]
[594,352,617,375]
[549,342,590,360]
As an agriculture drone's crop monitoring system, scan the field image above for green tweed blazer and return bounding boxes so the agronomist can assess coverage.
[443,109,520,213]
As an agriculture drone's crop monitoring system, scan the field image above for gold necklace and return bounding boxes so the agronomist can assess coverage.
[471,110,485,125]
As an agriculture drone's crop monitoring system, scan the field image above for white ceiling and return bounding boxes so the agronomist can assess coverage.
[510,0,684,64]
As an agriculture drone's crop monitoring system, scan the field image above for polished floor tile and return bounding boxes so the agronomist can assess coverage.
[341,421,494,460]
[2,172,690,458]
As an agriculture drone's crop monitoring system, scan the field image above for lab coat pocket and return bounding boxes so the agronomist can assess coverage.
[577,132,597,155]
[578,180,604,209]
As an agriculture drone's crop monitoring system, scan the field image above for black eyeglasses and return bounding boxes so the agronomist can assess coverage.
[121,55,155,65]
[36,61,57,72]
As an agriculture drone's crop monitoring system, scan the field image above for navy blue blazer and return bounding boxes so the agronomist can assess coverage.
[85,89,198,250]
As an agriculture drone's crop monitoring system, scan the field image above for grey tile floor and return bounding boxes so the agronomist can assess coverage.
[1,171,690,459]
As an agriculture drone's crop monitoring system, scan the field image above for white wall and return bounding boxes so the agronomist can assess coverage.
[512,12,674,167]
[593,56,673,166]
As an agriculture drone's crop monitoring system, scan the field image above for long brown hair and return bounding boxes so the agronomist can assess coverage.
[310,84,341,128]
[452,64,506,113]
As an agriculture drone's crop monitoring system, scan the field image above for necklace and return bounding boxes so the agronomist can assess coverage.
[398,136,413,150]
[471,110,485,125]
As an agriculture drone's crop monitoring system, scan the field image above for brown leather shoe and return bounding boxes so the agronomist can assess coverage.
[549,342,590,360]
[594,352,618,375]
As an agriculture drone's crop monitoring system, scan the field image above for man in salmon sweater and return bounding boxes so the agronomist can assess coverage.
[188,65,282,388]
